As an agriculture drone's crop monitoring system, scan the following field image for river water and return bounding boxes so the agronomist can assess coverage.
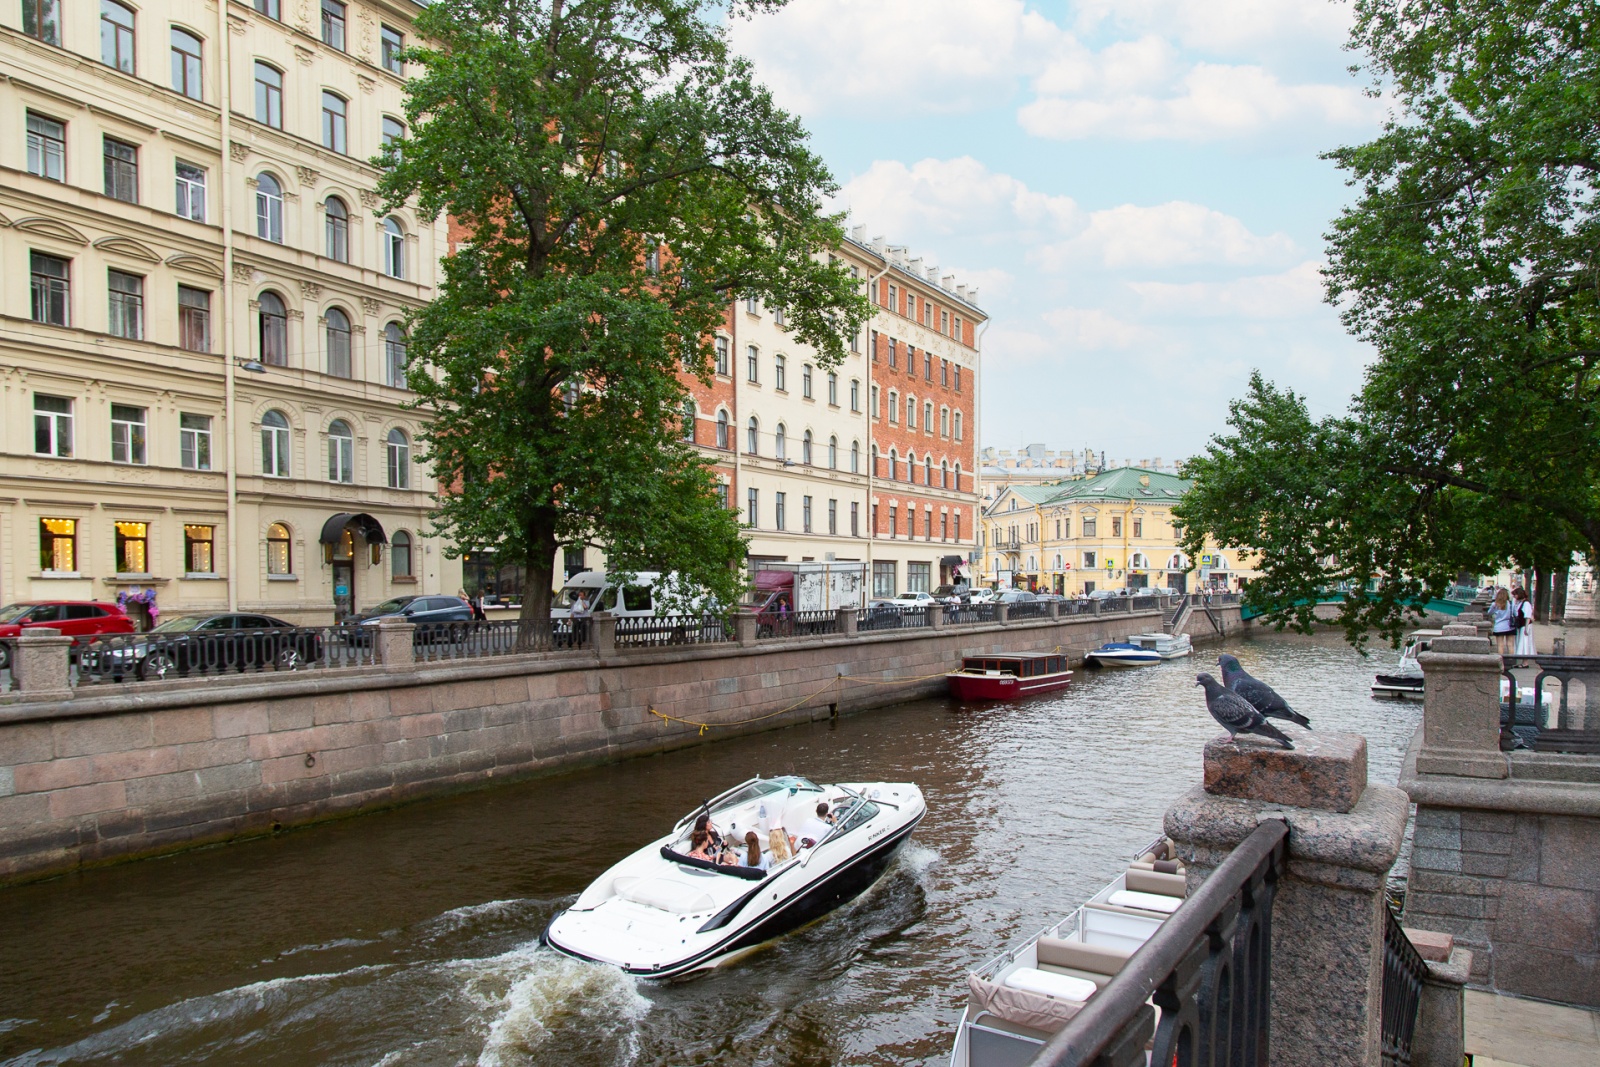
[0,632,1419,1067]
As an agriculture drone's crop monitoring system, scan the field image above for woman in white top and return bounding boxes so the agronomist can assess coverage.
[1487,588,1515,654]
[1512,588,1536,657]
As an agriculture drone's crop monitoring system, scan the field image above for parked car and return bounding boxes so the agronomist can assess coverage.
[1087,589,1123,601]
[0,601,136,670]
[890,591,936,611]
[931,584,968,599]
[349,595,473,643]
[859,599,905,630]
[79,613,323,681]
[967,588,999,605]
[997,590,1039,604]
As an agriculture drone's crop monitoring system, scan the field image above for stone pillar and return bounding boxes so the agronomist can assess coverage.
[372,618,416,667]
[836,607,857,636]
[1404,929,1472,1067]
[11,630,72,700]
[592,611,617,654]
[1165,731,1408,1067]
[995,603,1010,625]
[1047,599,1061,620]
[1090,598,1102,616]
[734,610,758,647]
[927,603,945,630]
[1416,625,1508,779]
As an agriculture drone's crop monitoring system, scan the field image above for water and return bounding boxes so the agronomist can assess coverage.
[0,632,1418,1067]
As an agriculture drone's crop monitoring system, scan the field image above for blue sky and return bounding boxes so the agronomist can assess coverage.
[727,0,1391,463]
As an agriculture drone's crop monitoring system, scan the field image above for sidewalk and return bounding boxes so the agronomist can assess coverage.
[1466,989,1600,1067]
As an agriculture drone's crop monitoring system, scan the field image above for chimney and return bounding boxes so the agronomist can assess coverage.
[926,265,940,282]
[956,284,968,299]
[942,273,956,291]
[851,224,866,242]
[908,257,923,275]
[872,235,886,254]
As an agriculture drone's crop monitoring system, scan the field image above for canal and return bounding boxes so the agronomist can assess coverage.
[0,632,1420,1067]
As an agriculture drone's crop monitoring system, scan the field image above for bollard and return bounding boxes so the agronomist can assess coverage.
[592,611,617,655]
[11,629,73,700]
[372,617,416,667]
[927,603,944,630]
[734,610,758,647]
[995,603,1010,625]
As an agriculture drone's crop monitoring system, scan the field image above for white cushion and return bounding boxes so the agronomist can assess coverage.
[1003,967,1097,1002]
[616,878,716,914]
[1108,889,1182,914]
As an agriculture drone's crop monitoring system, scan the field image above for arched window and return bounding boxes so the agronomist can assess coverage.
[925,456,932,484]
[254,62,283,128]
[907,395,917,430]
[954,463,962,491]
[889,448,898,481]
[802,429,812,465]
[681,399,696,443]
[774,423,787,461]
[101,1,135,73]
[1131,553,1147,569]
[941,461,949,488]
[386,427,409,488]
[747,416,758,455]
[258,291,287,366]
[383,217,405,278]
[255,173,283,242]
[325,308,352,377]
[888,390,899,424]
[941,407,950,437]
[774,354,786,391]
[871,444,879,477]
[391,530,413,578]
[381,116,405,161]
[267,522,292,574]
[327,419,354,483]
[261,410,291,477]
[924,401,934,432]
[384,322,407,388]
[325,196,349,262]
[321,91,347,153]
[716,409,729,449]
[851,440,860,474]
[171,29,203,100]
[828,435,838,469]
[906,452,916,483]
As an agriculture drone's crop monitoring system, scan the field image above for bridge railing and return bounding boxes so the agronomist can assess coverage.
[1500,653,1600,753]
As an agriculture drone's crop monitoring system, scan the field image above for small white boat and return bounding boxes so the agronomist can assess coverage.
[949,839,1187,1067]
[1371,629,1438,700]
[1133,632,1193,659]
[1084,633,1191,667]
[543,775,925,978]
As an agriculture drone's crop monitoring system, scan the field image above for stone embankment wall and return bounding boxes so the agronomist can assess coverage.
[0,606,1238,884]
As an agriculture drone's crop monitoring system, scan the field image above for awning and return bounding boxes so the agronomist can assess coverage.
[941,555,964,566]
[319,512,388,545]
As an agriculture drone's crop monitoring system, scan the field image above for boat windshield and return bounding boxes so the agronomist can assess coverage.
[706,779,788,814]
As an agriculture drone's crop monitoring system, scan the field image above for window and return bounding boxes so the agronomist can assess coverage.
[925,351,933,380]
[746,345,759,383]
[745,295,759,315]
[871,330,879,360]
[256,172,284,241]
[175,162,206,221]
[774,306,786,327]
[870,384,879,417]
[34,395,74,457]
[386,428,410,489]
[184,524,215,573]
[1112,517,1123,537]
[385,323,408,388]
[746,417,759,454]
[954,316,963,341]
[850,379,860,412]
[261,410,291,476]
[746,487,758,527]
[828,499,837,534]
[255,0,280,20]
[941,359,949,386]
[873,560,895,597]
[23,0,61,44]
[255,291,288,366]
[775,492,786,530]
[942,513,949,541]
[267,522,292,574]
[802,429,812,465]
[828,435,838,469]
[802,495,812,532]
[954,512,961,540]
[681,399,696,443]
[906,396,916,429]
[1083,550,1097,569]
[940,407,950,437]
[103,137,138,203]
[774,354,786,391]
[383,217,405,278]
[851,501,860,537]
[715,336,729,376]
[1083,518,1097,537]
[320,0,345,49]
[850,440,860,473]
[101,1,135,73]
[41,518,77,572]
[180,413,212,470]
[108,270,144,339]
[322,92,347,153]
[802,363,813,398]
[1133,519,1143,538]
[114,521,148,573]
[907,562,931,593]
[954,411,964,440]
[940,461,949,489]
[171,29,203,99]
[715,482,729,509]
[178,286,211,352]
[254,63,282,128]
[382,117,405,162]
[889,338,898,368]
[906,294,915,320]
[391,530,413,578]
[26,113,66,182]
[31,252,70,326]
[924,401,934,433]
[325,197,349,261]
[888,448,898,481]
[326,308,352,377]
[888,390,898,423]
[955,366,962,392]
[954,463,962,491]
[1062,517,1071,538]
[925,456,932,485]
[941,310,950,334]
[110,404,147,464]
[887,284,897,311]
[774,423,786,461]
[381,25,404,74]
[327,419,354,483]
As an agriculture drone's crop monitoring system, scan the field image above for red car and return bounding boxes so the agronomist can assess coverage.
[0,601,137,669]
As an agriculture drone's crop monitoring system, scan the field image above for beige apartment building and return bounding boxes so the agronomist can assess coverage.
[1,0,456,624]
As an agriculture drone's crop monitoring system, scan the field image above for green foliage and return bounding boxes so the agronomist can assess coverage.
[1178,0,1600,644]
[376,0,869,620]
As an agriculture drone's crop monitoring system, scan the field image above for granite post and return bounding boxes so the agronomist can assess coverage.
[995,603,1010,625]
[11,630,72,700]
[371,618,416,667]
[1047,599,1061,620]
[1165,730,1408,1067]
[734,610,758,647]
[592,612,617,655]
[1403,929,1472,1067]
[927,604,945,630]
[1416,625,1508,779]
[836,607,857,636]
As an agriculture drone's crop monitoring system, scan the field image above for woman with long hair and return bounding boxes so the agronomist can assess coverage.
[744,831,768,871]
[1488,588,1515,654]
[1512,587,1536,658]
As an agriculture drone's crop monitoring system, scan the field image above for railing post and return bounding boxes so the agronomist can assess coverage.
[1090,598,1102,617]
[1415,623,1508,779]
[995,603,1010,625]
[836,606,857,636]
[1047,599,1061,620]
[372,617,416,668]
[11,629,72,700]
[1404,928,1473,1067]
[592,611,617,655]
[1165,730,1408,1066]
[927,603,945,630]
[734,610,759,647]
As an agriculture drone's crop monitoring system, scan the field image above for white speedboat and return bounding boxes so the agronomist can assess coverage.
[950,840,1187,1067]
[1371,629,1439,700]
[1083,642,1159,667]
[543,775,925,978]
[1133,632,1192,659]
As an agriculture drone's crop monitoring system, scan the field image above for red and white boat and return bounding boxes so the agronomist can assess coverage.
[946,652,1073,701]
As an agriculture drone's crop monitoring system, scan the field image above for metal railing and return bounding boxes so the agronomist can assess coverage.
[789,609,838,637]
[1006,601,1048,620]
[74,624,378,685]
[1381,902,1428,1067]
[1499,654,1600,752]
[414,618,587,661]
[615,614,732,647]
[946,602,996,625]
[1037,818,1288,1067]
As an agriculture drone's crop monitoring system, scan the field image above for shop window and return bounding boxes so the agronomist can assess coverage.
[185,524,214,573]
[907,562,931,592]
[41,518,77,572]
[267,522,292,574]
[115,520,148,573]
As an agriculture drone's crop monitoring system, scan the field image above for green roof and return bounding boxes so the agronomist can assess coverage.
[1037,466,1191,506]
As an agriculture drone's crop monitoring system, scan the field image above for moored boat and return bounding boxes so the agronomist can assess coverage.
[946,652,1072,701]
[1083,642,1160,667]
[543,775,925,978]
[1371,629,1439,700]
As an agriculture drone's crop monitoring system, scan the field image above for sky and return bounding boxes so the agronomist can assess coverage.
[725,0,1391,464]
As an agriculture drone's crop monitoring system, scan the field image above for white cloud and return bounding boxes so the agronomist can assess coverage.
[1038,202,1297,271]
[833,157,1080,241]
[1072,0,1352,54]
[1130,259,1328,318]
[1040,308,1160,351]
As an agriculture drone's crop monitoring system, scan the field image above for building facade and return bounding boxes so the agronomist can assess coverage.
[1,0,456,624]
[978,444,1179,509]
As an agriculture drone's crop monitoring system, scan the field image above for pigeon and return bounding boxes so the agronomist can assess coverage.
[1197,673,1295,749]
[1218,653,1312,729]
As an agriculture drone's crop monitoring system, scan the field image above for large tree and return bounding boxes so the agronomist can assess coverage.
[378,0,868,623]
[1175,0,1600,645]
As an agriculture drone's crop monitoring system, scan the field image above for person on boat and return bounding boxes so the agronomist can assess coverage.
[686,829,713,861]
[693,813,725,853]
[1512,587,1536,658]
[1487,588,1515,654]
[743,831,770,871]
[797,803,833,848]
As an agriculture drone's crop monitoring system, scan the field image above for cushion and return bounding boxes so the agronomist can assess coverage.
[615,877,716,914]
[1004,966,1098,1002]
[1108,889,1183,914]
[966,972,1087,1035]
[1035,936,1132,976]
[1125,869,1188,898]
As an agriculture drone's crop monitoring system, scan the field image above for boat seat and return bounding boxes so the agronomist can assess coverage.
[1036,936,1132,975]
[1107,889,1182,914]
[1004,967,1097,1002]
[613,876,716,914]
[1125,868,1187,898]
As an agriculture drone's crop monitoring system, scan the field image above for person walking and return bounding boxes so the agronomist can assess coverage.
[1512,587,1537,657]
[1487,588,1515,654]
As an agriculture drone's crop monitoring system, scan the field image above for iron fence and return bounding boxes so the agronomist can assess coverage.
[1006,601,1049,620]
[1037,818,1288,1067]
[1381,901,1428,1067]
[615,614,732,647]
[1499,654,1600,752]
[413,618,585,661]
[790,609,839,637]
[74,623,378,685]
[946,602,996,625]
[1129,595,1159,611]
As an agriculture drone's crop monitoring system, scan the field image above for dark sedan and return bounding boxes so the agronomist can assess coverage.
[347,595,473,645]
[80,613,323,681]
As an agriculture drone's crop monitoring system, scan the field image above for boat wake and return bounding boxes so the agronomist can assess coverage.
[465,944,651,1067]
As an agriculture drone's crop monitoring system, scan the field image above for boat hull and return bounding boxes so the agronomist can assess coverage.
[1085,651,1160,667]
[946,671,1072,701]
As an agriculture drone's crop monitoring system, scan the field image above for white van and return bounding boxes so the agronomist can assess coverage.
[550,570,665,619]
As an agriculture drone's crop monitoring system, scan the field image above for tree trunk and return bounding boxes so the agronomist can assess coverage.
[518,510,560,646]
[1553,568,1569,622]
[1535,569,1553,623]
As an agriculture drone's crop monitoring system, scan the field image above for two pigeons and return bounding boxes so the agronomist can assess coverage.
[1197,653,1311,750]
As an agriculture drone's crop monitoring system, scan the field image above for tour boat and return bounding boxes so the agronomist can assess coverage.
[542,775,925,978]
[946,652,1073,701]
[949,839,1188,1067]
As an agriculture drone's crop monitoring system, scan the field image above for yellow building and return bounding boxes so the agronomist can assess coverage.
[979,467,1257,595]
[1,0,456,623]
